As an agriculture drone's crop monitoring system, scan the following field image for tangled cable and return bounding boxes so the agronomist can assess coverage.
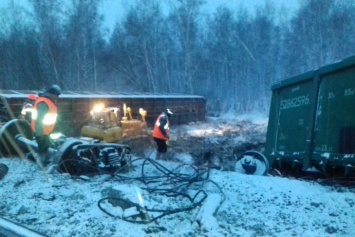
[97,157,225,224]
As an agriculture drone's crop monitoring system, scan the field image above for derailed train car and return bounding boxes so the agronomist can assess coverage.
[0,92,206,175]
[0,91,206,137]
[237,55,355,177]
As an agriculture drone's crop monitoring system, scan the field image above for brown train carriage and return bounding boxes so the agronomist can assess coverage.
[0,90,206,137]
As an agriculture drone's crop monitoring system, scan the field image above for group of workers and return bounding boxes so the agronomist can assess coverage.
[20,85,173,168]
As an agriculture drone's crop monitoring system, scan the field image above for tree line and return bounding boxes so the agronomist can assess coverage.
[0,0,354,113]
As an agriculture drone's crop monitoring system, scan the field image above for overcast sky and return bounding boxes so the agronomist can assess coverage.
[0,0,300,37]
[99,0,300,36]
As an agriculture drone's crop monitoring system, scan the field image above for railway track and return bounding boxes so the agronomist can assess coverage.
[269,168,355,188]
[0,217,47,237]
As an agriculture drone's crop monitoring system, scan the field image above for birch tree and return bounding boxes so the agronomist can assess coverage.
[64,0,104,91]
[30,0,65,88]
[170,0,205,94]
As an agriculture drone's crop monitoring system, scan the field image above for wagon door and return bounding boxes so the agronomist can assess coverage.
[265,72,317,171]
[312,64,355,175]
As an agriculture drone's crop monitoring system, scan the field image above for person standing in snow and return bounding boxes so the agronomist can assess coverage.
[19,94,37,123]
[30,85,61,167]
[152,108,173,159]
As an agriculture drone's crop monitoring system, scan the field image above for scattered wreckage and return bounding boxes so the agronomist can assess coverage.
[0,118,131,176]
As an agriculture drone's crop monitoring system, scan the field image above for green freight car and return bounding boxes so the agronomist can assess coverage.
[236,55,355,177]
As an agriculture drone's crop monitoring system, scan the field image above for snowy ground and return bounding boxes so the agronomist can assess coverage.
[1,112,355,237]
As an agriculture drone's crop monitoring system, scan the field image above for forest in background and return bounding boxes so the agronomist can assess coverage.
[0,0,354,112]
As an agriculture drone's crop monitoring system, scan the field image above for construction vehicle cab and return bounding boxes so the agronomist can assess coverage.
[81,103,147,143]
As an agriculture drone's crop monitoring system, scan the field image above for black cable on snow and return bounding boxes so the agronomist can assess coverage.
[97,157,225,224]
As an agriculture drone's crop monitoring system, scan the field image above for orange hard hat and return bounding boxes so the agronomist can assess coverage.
[28,94,37,101]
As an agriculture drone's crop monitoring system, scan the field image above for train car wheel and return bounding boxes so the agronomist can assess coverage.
[56,138,98,176]
[235,151,269,175]
[56,138,84,175]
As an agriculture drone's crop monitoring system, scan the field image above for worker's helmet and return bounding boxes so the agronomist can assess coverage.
[47,84,61,96]
[166,108,173,117]
[27,94,37,101]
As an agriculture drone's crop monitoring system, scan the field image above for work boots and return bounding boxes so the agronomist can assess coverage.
[26,152,50,169]
[26,150,58,173]
[34,152,50,169]
[156,152,171,161]
[46,149,58,164]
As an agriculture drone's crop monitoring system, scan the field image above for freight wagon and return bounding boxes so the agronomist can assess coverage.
[236,55,355,177]
[0,91,206,137]
[0,92,206,174]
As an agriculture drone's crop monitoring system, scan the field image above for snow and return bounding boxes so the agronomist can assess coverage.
[1,112,355,237]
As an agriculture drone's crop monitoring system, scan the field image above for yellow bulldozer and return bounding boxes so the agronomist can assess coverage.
[81,103,148,143]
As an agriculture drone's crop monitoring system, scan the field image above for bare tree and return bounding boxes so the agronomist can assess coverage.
[64,0,104,91]
[1,0,355,115]
[109,1,173,93]
[30,0,66,88]
[170,0,205,94]
[0,1,38,89]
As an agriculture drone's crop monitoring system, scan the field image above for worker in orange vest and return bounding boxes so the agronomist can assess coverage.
[152,108,173,159]
[30,85,61,167]
[19,94,37,123]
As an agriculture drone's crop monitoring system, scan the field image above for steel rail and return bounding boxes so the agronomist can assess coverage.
[0,217,47,237]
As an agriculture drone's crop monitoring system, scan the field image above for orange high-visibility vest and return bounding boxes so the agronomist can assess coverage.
[152,114,170,140]
[31,97,58,135]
